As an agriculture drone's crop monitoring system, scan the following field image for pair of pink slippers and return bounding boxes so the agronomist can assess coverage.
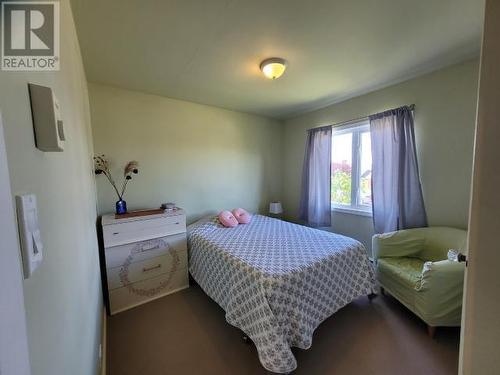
[218,208,252,228]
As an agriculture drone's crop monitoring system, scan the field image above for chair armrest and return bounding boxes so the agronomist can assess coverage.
[372,229,426,260]
[416,260,465,293]
[414,260,465,324]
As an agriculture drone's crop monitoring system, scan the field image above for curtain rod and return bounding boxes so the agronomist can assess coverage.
[307,104,415,131]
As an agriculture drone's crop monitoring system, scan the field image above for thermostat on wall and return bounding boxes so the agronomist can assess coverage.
[28,83,65,152]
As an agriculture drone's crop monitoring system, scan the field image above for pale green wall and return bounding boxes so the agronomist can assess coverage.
[283,60,479,254]
[0,1,102,374]
[90,60,479,254]
[89,83,283,221]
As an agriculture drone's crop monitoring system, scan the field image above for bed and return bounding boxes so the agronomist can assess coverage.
[188,214,376,373]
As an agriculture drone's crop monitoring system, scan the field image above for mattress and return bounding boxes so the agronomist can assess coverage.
[188,215,376,373]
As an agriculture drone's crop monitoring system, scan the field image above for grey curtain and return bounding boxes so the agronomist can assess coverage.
[370,106,427,233]
[299,125,332,227]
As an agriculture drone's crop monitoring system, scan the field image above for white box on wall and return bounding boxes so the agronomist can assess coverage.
[28,83,66,152]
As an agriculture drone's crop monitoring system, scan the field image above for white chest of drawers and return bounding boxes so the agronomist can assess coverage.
[100,209,189,315]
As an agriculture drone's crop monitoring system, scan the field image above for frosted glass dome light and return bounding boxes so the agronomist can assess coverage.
[260,58,287,80]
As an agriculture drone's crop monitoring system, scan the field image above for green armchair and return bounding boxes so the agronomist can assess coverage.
[372,227,467,337]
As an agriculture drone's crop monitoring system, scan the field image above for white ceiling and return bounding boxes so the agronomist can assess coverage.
[71,0,484,119]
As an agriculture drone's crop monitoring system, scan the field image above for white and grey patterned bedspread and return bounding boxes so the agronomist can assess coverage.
[188,215,376,373]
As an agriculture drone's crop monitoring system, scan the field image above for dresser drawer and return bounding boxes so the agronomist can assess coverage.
[104,233,187,269]
[109,268,189,314]
[103,215,186,247]
[107,252,185,290]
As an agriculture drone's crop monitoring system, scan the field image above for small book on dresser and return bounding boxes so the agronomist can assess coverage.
[99,209,189,315]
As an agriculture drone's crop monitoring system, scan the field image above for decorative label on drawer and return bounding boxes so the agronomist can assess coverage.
[118,238,180,297]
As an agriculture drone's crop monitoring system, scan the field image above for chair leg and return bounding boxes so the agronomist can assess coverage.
[380,287,385,296]
[427,325,436,338]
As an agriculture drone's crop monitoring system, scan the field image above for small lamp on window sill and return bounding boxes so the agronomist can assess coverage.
[269,201,283,219]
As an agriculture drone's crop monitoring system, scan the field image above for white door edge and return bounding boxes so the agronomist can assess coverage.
[0,110,31,375]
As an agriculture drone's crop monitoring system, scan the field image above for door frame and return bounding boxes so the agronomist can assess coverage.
[459,0,500,372]
[0,110,31,375]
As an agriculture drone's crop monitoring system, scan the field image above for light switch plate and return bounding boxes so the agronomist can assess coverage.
[16,194,43,278]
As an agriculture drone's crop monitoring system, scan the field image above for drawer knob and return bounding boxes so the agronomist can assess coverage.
[142,264,162,273]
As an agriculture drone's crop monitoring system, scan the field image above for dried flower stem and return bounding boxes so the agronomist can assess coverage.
[120,178,129,198]
[103,170,122,200]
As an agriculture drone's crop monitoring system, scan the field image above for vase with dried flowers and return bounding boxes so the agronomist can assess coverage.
[93,155,139,215]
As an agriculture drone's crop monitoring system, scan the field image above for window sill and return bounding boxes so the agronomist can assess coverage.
[331,206,372,217]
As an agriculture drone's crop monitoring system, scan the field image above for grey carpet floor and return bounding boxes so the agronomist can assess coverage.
[107,285,460,375]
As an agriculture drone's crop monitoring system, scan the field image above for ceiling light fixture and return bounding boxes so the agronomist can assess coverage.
[260,57,287,80]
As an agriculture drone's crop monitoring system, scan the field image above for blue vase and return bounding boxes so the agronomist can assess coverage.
[116,200,127,215]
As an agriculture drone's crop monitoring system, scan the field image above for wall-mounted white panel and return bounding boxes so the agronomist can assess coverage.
[28,83,65,152]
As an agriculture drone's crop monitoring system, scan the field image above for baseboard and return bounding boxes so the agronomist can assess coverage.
[100,307,107,375]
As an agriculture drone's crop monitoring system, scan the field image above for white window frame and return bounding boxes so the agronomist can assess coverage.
[331,119,372,217]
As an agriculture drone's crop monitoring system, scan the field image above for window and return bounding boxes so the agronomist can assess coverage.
[331,120,372,215]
